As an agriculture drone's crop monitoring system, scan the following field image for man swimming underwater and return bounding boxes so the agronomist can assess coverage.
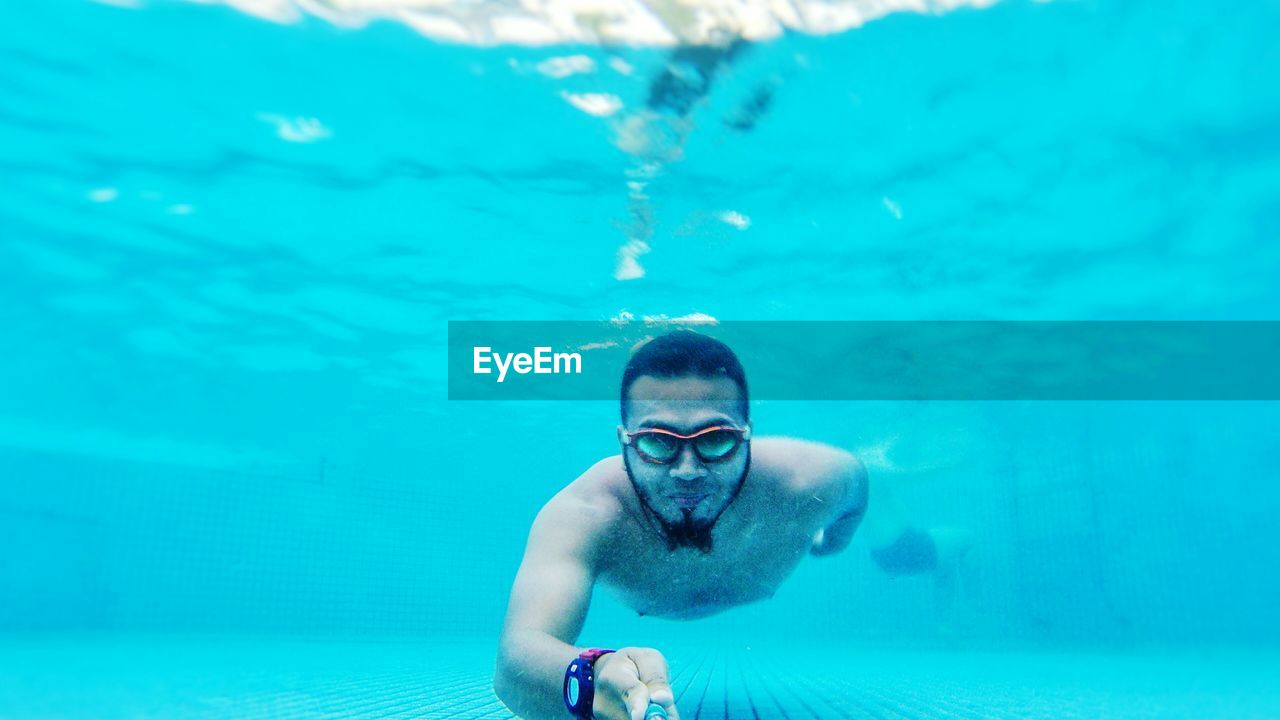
[495,331,959,720]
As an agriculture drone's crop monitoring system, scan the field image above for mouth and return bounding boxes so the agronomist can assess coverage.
[667,493,709,509]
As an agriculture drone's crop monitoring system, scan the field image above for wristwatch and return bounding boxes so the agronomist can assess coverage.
[564,648,614,719]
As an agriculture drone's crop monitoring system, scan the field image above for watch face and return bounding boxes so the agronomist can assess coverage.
[568,676,580,705]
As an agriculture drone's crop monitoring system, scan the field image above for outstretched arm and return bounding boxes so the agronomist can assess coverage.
[494,479,680,720]
[494,493,598,719]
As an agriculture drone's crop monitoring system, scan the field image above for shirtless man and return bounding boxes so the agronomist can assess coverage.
[494,331,947,720]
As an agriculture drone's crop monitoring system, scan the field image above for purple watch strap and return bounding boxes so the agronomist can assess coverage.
[565,649,615,719]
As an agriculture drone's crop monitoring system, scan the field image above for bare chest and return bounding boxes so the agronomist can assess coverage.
[599,516,817,619]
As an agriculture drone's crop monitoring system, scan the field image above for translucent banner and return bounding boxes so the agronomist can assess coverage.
[447,321,1280,400]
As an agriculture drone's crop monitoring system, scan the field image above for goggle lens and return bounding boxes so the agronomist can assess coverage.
[634,433,680,462]
[693,430,739,460]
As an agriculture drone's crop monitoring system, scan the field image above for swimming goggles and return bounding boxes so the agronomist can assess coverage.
[621,425,750,464]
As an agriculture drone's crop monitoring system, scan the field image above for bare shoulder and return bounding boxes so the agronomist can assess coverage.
[750,436,864,505]
[532,456,630,555]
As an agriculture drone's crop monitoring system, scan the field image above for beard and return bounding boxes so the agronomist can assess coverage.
[624,450,750,554]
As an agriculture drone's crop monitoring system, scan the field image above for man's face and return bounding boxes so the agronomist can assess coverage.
[619,374,750,551]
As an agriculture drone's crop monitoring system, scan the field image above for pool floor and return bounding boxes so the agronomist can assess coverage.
[1,638,1276,719]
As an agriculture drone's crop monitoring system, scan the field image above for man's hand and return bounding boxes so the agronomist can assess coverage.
[593,647,680,720]
[810,505,864,556]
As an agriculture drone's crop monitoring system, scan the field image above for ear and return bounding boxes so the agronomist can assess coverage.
[616,425,628,447]
[742,423,753,441]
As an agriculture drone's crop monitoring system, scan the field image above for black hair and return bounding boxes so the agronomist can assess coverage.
[620,331,749,422]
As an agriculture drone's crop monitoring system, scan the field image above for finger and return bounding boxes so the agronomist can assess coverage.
[633,649,669,686]
[621,680,651,720]
[595,655,641,720]
[644,681,676,717]
[634,651,678,720]
[649,695,679,720]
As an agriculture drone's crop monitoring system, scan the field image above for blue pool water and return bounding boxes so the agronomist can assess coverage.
[2,0,1280,717]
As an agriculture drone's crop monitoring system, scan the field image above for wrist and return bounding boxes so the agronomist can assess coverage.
[564,648,614,719]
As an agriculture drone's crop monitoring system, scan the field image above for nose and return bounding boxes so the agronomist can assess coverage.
[669,445,708,482]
